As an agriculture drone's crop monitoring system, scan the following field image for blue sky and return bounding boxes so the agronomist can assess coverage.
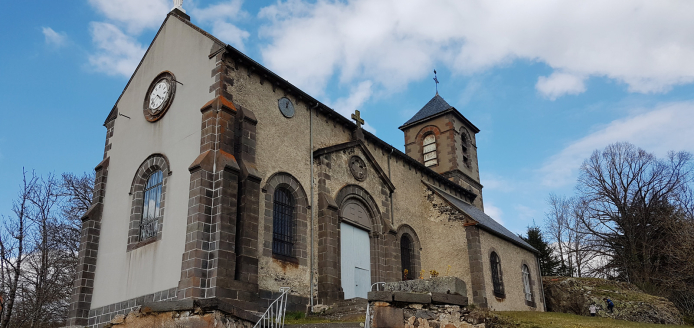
[2,0,694,235]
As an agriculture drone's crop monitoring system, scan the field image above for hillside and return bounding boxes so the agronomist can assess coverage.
[487,311,684,328]
[542,276,683,325]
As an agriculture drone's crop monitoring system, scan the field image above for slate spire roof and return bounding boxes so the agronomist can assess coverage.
[401,94,454,127]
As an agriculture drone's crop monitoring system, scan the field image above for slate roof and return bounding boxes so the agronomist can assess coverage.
[423,181,538,254]
[401,94,454,127]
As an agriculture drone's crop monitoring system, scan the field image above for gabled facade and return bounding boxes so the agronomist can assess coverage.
[68,9,544,328]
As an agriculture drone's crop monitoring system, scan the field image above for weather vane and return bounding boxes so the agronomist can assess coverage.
[433,69,439,95]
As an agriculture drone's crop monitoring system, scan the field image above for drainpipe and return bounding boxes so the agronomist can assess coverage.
[309,102,318,309]
[536,255,546,311]
[388,147,394,226]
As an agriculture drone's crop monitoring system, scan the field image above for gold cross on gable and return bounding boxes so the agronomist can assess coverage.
[351,110,365,129]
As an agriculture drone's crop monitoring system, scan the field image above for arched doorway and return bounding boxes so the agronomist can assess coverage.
[340,201,372,299]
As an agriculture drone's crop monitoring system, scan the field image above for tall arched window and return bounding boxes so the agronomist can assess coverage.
[522,264,532,302]
[400,234,415,280]
[273,188,294,257]
[423,134,437,167]
[140,170,163,241]
[490,252,505,297]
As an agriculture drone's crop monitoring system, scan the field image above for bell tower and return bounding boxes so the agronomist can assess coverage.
[399,94,484,210]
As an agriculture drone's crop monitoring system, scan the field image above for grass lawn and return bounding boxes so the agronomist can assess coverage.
[283,311,364,325]
[494,311,685,328]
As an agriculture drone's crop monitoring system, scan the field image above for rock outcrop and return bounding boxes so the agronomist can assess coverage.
[542,276,683,325]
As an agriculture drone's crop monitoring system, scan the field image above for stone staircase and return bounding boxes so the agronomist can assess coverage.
[285,323,362,328]
[316,298,368,321]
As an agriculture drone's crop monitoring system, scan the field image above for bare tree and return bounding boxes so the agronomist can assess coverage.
[545,193,571,275]
[0,171,93,328]
[576,142,693,287]
[0,170,36,328]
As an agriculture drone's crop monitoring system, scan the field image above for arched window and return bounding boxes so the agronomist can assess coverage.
[522,264,532,302]
[490,252,505,297]
[273,188,294,257]
[400,234,415,280]
[140,170,163,241]
[423,134,437,167]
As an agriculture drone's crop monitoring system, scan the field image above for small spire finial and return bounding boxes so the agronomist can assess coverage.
[172,0,186,13]
[433,69,439,95]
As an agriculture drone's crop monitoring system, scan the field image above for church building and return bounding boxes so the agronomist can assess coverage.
[68,6,544,327]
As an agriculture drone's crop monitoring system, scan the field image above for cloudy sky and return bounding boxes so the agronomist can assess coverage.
[2,0,694,235]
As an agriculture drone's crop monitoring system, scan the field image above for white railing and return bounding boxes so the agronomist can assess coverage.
[254,287,291,328]
[364,282,385,328]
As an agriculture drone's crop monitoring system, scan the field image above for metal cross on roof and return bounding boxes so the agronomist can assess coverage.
[351,110,365,129]
[433,69,439,95]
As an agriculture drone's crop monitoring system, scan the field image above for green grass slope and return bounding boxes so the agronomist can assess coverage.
[489,311,684,328]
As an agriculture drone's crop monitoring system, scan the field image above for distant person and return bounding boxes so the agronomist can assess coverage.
[589,303,597,317]
[603,298,614,313]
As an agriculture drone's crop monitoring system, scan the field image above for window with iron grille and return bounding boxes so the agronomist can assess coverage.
[273,188,294,257]
[400,234,415,280]
[140,170,163,241]
[490,252,505,297]
[522,264,533,302]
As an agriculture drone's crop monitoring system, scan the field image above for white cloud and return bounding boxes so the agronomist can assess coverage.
[191,0,250,50]
[484,202,504,226]
[514,204,537,222]
[258,0,694,100]
[88,0,169,33]
[540,101,694,187]
[536,72,586,100]
[88,22,146,77]
[210,21,250,51]
[480,173,514,193]
[42,27,67,47]
[329,81,376,133]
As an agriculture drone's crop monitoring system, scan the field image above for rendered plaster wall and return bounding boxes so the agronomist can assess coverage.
[91,17,216,307]
[479,230,544,312]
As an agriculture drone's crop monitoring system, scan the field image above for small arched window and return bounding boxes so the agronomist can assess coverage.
[522,264,532,302]
[140,170,163,241]
[423,134,437,167]
[273,188,294,257]
[400,234,415,280]
[490,252,505,297]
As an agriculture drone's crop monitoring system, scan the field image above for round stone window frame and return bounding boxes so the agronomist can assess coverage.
[349,156,367,182]
[143,71,177,122]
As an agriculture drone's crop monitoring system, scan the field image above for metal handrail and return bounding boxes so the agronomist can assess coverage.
[364,282,386,328]
[254,287,291,328]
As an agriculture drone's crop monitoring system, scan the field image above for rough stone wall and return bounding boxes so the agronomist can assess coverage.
[478,230,544,312]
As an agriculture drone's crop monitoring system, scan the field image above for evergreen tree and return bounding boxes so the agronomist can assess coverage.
[520,226,561,276]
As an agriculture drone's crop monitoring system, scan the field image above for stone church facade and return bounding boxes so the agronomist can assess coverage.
[68,9,544,328]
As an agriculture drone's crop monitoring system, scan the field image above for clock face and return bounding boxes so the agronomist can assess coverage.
[149,81,170,112]
[143,71,176,122]
[278,97,295,118]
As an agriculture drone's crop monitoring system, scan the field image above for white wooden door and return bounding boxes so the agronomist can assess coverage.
[340,222,371,299]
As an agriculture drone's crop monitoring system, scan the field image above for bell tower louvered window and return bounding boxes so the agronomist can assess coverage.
[490,252,505,297]
[140,170,163,241]
[273,188,294,257]
[423,134,437,167]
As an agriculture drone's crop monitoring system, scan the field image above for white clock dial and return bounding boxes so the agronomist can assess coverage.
[149,81,170,111]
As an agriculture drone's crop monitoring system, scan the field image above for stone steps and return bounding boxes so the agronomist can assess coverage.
[310,298,368,321]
